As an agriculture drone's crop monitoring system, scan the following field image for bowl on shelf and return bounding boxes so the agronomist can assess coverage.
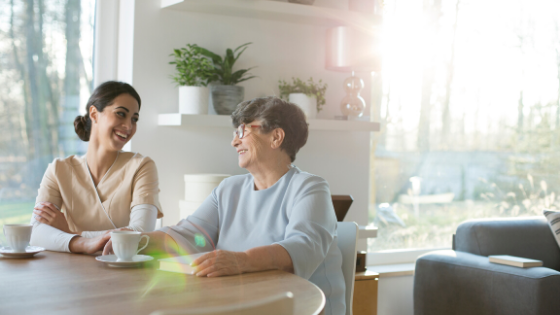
[211,85,244,115]
[288,0,315,5]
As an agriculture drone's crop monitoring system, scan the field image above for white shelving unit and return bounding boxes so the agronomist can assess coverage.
[358,225,378,239]
[161,0,381,28]
[158,113,380,132]
[158,0,382,133]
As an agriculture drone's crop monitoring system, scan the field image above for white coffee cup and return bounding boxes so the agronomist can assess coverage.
[3,224,33,252]
[110,231,149,261]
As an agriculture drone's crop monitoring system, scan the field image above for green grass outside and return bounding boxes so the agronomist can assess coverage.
[368,200,540,251]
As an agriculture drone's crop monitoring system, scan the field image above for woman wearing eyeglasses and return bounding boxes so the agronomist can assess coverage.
[104,96,345,315]
[30,81,163,254]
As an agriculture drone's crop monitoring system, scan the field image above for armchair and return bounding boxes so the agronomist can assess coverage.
[414,217,560,315]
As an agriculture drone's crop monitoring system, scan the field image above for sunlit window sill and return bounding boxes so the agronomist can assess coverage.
[366,247,450,266]
[366,263,415,278]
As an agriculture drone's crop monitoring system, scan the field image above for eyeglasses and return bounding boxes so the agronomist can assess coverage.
[233,124,262,139]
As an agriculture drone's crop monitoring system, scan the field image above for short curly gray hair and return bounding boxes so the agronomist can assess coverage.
[231,97,308,162]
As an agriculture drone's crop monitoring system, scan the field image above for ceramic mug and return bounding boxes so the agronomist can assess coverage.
[110,231,149,261]
[3,224,33,252]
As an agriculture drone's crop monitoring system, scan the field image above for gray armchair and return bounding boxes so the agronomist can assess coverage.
[414,217,560,315]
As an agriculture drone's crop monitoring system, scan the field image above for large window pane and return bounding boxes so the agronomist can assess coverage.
[370,0,560,251]
[0,0,95,238]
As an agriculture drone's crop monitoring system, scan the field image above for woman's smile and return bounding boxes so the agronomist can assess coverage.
[114,130,129,141]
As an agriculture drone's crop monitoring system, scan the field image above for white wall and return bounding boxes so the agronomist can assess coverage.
[116,0,372,251]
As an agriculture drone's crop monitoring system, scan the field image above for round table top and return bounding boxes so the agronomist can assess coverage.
[0,251,325,315]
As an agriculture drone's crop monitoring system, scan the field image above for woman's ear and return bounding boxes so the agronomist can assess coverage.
[89,106,98,124]
[270,128,285,150]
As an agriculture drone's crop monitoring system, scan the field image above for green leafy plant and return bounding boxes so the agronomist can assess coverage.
[194,43,256,85]
[169,44,214,87]
[278,77,328,112]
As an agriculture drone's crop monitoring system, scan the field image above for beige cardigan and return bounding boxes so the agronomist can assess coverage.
[36,151,163,233]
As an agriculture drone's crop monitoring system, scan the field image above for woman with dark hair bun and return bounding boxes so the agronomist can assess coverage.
[30,81,163,254]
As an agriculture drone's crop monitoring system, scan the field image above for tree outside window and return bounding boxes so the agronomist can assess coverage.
[0,0,95,234]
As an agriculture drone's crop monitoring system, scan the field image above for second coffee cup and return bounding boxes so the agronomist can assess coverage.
[110,231,149,261]
[3,224,33,252]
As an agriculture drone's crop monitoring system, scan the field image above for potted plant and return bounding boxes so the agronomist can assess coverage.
[169,44,214,114]
[194,43,256,115]
[278,77,327,119]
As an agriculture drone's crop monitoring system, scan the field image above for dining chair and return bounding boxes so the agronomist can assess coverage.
[332,195,354,221]
[337,221,359,315]
[150,291,294,315]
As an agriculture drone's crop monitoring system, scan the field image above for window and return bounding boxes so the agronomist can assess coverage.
[0,0,96,235]
[370,0,560,251]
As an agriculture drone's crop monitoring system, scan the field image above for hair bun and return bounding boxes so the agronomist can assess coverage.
[74,115,91,141]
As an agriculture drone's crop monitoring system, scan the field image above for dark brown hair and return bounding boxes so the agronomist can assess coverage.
[74,81,141,141]
[231,97,308,162]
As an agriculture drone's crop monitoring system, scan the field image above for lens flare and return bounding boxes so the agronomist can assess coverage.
[194,233,206,247]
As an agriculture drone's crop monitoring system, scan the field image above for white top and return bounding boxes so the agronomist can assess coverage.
[30,204,157,252]
[159,166,345,315]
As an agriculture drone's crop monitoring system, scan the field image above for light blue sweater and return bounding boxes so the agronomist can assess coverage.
[160,166,346,315]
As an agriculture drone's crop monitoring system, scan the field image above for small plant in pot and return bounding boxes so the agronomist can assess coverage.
[278,77,327,119]
[170,44,214,114]
[194,43,256,115]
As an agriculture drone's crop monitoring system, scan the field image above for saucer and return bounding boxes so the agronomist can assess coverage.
[95,254,154,268]
[0,246,45,258]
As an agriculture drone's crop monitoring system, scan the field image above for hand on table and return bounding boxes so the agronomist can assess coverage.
[191,250,249,277]
[69,231,112,254]
[102,239,113,256]
[33,202,71,233]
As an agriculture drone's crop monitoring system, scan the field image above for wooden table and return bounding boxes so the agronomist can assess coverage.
[0,251,325,315]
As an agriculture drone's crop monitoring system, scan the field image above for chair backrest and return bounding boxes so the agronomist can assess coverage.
[336,221,359,315]
[332,195,354,221]
[150,292,294,315]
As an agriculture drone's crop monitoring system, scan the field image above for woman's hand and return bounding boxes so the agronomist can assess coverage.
[33,202,71,233]
[69,232,111,254]
[191,250,249,277]
[102,239,114,256]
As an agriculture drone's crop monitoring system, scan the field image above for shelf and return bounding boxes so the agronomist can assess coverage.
[158,113,380,132]
[358,225,378,239]
[366,263,415,278]
[159,113,232,127]
[161,0,381,28]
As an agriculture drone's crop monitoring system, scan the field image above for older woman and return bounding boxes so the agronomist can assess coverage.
[104,97,345,315]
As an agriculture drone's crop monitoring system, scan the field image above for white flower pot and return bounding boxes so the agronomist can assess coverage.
[179,86,209,115]
[288,93,317,119]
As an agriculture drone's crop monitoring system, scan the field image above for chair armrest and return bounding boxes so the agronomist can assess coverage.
[455,217,560,269]
[414,250,560,315]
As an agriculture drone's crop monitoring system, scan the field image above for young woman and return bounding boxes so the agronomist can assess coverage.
[30,81,163,254]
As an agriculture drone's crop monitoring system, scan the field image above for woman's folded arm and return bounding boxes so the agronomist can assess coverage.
[30,209,78,252]
[30,204,157,252]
